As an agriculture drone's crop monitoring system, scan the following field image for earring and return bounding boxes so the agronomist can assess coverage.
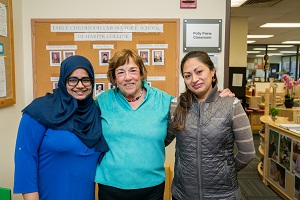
[212,77,216,82]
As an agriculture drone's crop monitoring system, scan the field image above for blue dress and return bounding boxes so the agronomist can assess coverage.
[14,114,100,200]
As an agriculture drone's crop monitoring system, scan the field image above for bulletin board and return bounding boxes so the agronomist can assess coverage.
[31,18,180,98]
[0,0,15,108]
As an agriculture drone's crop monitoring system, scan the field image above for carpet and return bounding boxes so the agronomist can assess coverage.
[238,134,283,200]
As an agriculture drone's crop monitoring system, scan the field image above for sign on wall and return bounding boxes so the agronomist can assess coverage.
[183,19,222,53]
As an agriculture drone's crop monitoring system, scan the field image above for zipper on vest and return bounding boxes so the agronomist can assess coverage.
[197,101,203,199]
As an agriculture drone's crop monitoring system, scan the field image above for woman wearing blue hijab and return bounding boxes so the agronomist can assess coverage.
[14,55,109,200]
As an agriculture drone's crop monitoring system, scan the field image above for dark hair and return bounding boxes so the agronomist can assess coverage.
[107,49,147,86]
[173,50,217,131]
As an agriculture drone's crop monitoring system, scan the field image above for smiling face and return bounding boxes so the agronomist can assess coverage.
[66,68,92,100]
[183,57,215,102]
[115,57,142,99]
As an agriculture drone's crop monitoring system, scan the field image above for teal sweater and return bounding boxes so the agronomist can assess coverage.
[94,81,174,189]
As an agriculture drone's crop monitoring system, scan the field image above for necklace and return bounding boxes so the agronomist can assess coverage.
[126,89,143,102]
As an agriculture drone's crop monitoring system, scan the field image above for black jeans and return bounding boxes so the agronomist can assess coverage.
[98,181,165,200]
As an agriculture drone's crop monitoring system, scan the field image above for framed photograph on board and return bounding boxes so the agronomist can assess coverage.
[63,51,75,60]
[99,50,110,66]
[138,49,150,66]
[152,50,164,65]
[94,82,105,97]
[108,83,115,90]
[50,51,61,66]
[52,82,58,89]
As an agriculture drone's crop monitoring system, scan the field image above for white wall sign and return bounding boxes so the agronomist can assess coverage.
[93,44,114,49]
[46,45,77,50]
[74,33,132,41]
[183,19,222,52]
[136,44,168,49]
[95,74,108,79]
[147,76,166,81]
[51,24,163,33]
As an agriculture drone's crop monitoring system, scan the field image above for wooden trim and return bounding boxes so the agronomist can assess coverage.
[0,0,16,108]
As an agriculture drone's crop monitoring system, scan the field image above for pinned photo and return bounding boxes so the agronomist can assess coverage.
[138,49,150,66]
[50,51,61,66]
[94,83,105,97]
[63,51,75,60]
[53,82,58,89]
[152,50,164,65]
[99,50,110,66]
[108,83,116,90]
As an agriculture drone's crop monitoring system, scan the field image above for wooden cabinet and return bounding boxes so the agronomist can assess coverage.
[257,125,265,179]
[246,95,264,131]
[259,116,300,199]
[278,107,300,123]
[246,95,262,109]
[247,110,264,131]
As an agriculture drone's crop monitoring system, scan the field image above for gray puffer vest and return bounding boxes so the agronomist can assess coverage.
[171,87,241,200]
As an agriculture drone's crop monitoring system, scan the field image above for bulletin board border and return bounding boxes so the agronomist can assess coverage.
[0,0,16,108]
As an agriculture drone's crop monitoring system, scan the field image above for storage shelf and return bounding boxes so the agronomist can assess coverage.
[259,131,265,138]
[257,161,263,180]
[258,145,264,156]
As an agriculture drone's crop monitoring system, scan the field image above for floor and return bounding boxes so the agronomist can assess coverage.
[238,134,283,200]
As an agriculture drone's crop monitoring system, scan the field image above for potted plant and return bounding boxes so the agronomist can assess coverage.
[281,74,300,108]
[269,107,279,121]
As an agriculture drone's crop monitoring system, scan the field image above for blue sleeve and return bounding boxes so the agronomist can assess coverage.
[14,114,47,194]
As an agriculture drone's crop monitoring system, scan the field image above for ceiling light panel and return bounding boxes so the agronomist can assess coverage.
[231,0,247,7]
[247,35,274,38]
[261,23,300,28]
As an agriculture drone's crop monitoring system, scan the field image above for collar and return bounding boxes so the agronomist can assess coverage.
[192,85,219,103]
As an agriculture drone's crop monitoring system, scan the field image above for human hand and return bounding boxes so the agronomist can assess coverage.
[218,88,235,97]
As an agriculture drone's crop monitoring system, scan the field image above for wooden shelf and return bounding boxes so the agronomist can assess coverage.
[257,161,263,180]
[259,131,265,138]
[258,145,264,156]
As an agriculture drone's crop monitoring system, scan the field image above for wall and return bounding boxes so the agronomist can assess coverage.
[229,17,248,67]
[0,0,24,198]
[0,1,227,199]
[255,82,284,93]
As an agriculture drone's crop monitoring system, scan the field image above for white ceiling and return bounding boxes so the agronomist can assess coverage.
[231,0,300,45]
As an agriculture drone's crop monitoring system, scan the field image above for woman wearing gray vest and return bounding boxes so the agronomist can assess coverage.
[171,51,255,200]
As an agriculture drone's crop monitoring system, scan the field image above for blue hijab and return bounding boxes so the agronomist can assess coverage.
[22,55,108,161]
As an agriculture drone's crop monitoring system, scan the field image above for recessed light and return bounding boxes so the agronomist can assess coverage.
[280,51,300,54]
[253,48,277,51]
[247,35,274,38]
[247,51,261,54]
[268,45,294,48]
[267,53,283,56]
[231,0,247,7]
[282,41,300,44]
[261,23,300,28]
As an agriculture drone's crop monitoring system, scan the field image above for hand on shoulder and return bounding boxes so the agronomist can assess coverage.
[218,88,235,97]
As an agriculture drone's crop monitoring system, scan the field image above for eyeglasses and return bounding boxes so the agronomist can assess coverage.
[115,68,139,78]
[66,77,93,87]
